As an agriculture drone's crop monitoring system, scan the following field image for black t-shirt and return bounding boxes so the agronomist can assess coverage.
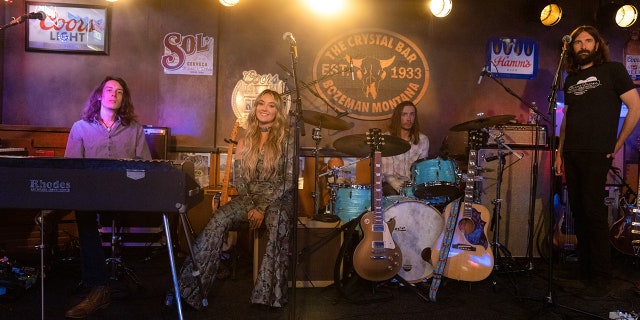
[563,61,635,153]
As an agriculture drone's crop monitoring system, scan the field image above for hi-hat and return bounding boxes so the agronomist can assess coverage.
[450,115,515,132]
[333,133,410,157]
[301,110,350,131]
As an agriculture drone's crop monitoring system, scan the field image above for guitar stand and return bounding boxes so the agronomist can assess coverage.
[392,274,430,302]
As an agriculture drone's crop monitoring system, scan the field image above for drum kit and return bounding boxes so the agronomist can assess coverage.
[301,110,516,282]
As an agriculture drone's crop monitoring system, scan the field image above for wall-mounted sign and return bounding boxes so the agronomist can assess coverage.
[313,28,430,120]
[231,70,289,129]
[485,37,538,80]
[26,2,110,54]
[161,32,214,76]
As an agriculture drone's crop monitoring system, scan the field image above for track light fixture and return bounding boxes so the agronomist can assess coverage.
[598,1,638,28]
[616,4,638,27]
[429,0,452,18]
[540,3,563,26]
[220,0,239,7]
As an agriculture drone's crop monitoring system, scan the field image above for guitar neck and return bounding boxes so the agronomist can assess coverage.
[373,150,383,218]
[220,121,239,206]
[463,149,477,218]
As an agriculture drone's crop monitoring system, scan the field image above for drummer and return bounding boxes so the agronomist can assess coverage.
[382,101,429,196]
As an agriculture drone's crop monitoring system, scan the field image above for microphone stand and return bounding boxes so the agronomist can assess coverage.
[0,15,28,31]
[286,36,302,320]
[482,70,548,271]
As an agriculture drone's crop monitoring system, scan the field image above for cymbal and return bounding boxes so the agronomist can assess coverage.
[333,133,411,157]
[301,110,350,131]
[450,115,515,132]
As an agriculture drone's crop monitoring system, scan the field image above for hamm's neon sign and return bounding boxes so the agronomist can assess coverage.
[485,37,538,80]
[313,28,430,120]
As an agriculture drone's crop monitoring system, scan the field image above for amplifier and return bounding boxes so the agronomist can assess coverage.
[144,126,169,160]
[254,217,343,287]
[486,124,547,147]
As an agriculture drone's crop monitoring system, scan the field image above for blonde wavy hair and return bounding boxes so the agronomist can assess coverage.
[239,89,289,181]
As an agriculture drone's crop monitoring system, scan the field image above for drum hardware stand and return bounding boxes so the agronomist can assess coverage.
[482,128,526,274]
[311,127,340,223]
[102,215,143,288]
[319,157,370,217]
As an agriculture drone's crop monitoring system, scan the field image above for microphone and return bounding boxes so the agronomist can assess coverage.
[562,35,572,50]
[484,153,498,162]
[477,66,486,85]
[349,57,355,81]
[28,11,47,21]
[282,32,297,58]
[282,31,295,43]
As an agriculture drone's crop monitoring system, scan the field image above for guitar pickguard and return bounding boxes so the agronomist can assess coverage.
[459,207,489,250]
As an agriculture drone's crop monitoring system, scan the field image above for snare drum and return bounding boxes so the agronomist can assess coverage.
[383,197,444,282]
[411,157,461,199]
[332,184,371,222]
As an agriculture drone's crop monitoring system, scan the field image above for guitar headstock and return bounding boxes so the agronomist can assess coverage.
[367,128,383,152]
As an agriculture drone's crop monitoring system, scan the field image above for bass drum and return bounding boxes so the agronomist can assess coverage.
[383,197,444,282]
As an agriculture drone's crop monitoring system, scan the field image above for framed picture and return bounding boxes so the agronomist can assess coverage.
[25,2,111,54]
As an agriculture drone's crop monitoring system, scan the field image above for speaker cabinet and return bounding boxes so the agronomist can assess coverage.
[143,126,169,160]
[254,218,342,287]
[477,148,551,257]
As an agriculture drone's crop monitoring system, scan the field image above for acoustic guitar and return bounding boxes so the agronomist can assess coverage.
[430,147,494,282]
[352,128,402,282]
[217,120,239,251]
[219,120,240,207]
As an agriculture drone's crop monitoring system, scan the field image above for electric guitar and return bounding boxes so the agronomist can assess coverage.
[430,148,494,282]
[353,128,402,282]
[553,182,577,254]
[610,162,640,256]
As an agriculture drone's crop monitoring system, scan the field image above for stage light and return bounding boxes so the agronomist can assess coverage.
[598,1,638,28]
[429,0,452,18]
[220,0,239,7]
[540,3,562,26]
[616,4,638,27]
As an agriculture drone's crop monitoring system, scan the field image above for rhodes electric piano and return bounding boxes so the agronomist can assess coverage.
[0,156,203,320]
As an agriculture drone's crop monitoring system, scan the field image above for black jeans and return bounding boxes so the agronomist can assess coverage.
[75,211,109,287]
[562,151,612,282]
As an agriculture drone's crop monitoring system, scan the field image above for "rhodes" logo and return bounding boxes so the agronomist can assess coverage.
[30,179,71,193]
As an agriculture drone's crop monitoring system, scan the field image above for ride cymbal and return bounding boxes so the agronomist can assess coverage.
[333,133,410,157]
[449,115,515,132]
[301,110,350,131]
